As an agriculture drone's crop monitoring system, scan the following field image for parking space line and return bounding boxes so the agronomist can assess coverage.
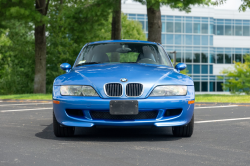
[195,117,250,123]
[0,108,52,113]
[0,103,52,107]
[195,105,238,109]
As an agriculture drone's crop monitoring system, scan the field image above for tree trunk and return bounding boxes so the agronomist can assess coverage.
[111,0,121,40]
[147,2,161,43]
[34,0,50,94]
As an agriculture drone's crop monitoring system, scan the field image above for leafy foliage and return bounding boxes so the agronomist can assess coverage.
[221,55,250,95]
[0,0,45,29]
[44,0,147,93]
[0,21,35,95]
[134,0,209,12]
[0,0,147,94]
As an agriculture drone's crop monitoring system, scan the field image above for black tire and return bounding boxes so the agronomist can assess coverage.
[172,115,194,137]
[53,112,75,137]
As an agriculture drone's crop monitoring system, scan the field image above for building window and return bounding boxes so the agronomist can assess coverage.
[185,35,192,45]
[166,34,173,44]
[217,53,223,63]
[167,22,174,33]
[225,25,232,35]
[235,26,242,36]
[186,64,192,74]
[185,52,192,63]
[193,35,200,45]
[243,26,250,36]
[210,35,213,46]
[193,65,200,74]
[235,54,242,62]
[209,82,215,91]
[217,82,223,91]
[216,25,224,35]
[225,53,232,64]
[161,34,166,44]
[209,65,213,74]
[193,23,200,33]
[162,22,166,32]
[209,53,215,63]
[175,22,182,33]
[193,53,200,63]
[201,65,208,74]
[176,52,182,62]
[194,82,200,91]
[209,25,214,34]
[175,35,181,45]
[201,52,208,63]
[202,82,208,91]
[201,35,208,45]
[202,24,208,34]
[185,23,192,33]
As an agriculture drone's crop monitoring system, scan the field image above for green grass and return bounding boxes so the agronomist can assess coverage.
[0,94,52,100]
[195,94,250,103]
[0,94,249,103]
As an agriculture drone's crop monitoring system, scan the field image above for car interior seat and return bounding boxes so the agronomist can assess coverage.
[91,53,110,63]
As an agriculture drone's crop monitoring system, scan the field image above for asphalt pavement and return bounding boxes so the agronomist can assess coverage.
[0,101,250,166]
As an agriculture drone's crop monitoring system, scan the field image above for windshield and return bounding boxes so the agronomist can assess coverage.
[74,43,172,67]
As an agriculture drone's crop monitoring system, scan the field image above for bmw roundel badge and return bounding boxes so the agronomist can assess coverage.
[120,78,127,82]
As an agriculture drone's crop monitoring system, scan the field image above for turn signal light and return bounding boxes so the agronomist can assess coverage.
[53,100,60,104]
[188,100,195,104]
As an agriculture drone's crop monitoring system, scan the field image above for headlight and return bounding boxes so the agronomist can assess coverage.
[60,86,98,96]
[150,86,187,96]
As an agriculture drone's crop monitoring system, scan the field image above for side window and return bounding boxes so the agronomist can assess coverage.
[158,46,172,67]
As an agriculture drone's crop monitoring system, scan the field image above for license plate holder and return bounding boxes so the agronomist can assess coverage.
[110,100,138,115]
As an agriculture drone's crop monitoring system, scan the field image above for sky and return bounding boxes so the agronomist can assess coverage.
[124,0,243,10]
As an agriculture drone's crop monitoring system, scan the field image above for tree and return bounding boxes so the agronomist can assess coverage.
[221,55,250,95]
[0,21,35,95]
[111,0,121,40]
[34,0,50,94]
[134,0,209,43]
[0,0,146,94]
[0,0,50,94]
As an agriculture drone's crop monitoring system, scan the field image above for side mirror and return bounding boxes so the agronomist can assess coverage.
[175,63,186,72]
[60,63,71,73]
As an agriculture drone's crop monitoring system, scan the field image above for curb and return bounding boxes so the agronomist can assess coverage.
[195,102,250,106]
[0,99,52,103]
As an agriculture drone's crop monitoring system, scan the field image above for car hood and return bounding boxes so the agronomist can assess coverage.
[54,63,193,98]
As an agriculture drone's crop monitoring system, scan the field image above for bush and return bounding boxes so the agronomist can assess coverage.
[222,54,250,95]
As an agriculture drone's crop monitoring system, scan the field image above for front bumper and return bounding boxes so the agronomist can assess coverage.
[53,95,195,128]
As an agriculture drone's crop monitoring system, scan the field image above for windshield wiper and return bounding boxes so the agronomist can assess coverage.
[76,62,101,67]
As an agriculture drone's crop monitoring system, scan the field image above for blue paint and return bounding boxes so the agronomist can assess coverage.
[175,63,187,72]
[53,40,195,128]
[60,63,71,73]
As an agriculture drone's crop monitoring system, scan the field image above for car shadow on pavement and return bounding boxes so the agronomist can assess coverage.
[35,123,182,142]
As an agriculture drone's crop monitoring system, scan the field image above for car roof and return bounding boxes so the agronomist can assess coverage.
[88,40,157,45]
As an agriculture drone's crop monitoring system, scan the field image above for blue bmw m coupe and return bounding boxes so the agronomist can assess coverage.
[53,40,195,137]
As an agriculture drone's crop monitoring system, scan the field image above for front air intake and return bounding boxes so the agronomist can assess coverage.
[164,109,182,117]
[65,109,84,117]
[90,111,158,120]
[126,83,143,97]
[105,83,122,97]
